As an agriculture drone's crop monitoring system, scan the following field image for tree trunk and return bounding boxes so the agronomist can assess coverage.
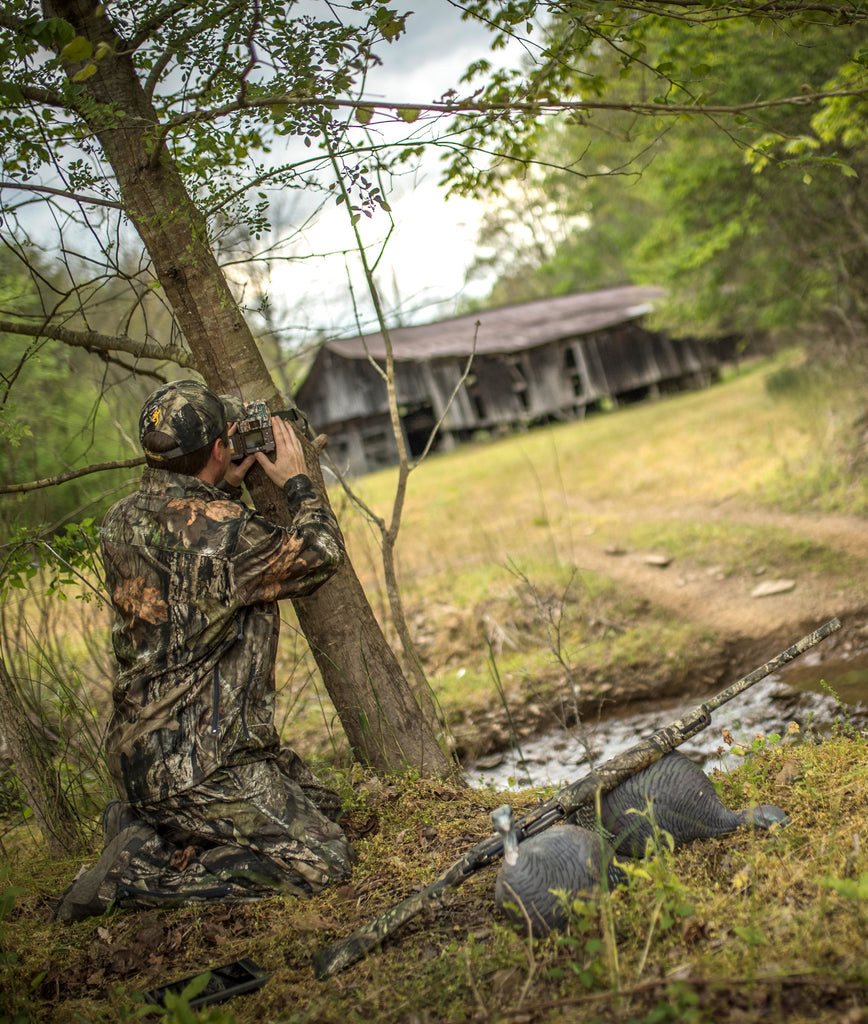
[44,0,458,780]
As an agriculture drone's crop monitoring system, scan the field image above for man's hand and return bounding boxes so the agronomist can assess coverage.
[254,416,307,488]
[223,422,255,489]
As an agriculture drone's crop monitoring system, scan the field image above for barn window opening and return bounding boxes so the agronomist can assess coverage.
[400,402,438,459]
[564,345,585,398]
[508,358,530,411]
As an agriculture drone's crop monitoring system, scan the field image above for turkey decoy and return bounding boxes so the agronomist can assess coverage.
[593,750,789,859]
[491,804,624,936]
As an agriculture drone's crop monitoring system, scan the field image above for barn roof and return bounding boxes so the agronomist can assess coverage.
[325,285,665,361]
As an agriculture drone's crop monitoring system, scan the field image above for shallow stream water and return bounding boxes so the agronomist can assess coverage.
[465,653,868,790]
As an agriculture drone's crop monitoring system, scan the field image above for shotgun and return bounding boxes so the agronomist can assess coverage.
[314,617,841,979]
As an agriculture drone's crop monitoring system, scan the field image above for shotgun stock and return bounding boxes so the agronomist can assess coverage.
[314,617,840,979]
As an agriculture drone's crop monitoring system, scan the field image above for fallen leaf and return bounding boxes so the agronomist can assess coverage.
[775,758,802,789]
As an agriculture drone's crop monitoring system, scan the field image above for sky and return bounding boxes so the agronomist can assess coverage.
[9,3,534,346]
[266,3,533,341]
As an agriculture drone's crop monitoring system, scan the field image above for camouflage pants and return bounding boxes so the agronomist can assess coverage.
[55,750,353,922]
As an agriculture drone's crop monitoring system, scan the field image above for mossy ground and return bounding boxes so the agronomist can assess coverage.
[3,729,866,1023]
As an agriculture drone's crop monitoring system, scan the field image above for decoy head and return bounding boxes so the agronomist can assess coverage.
[491,804,519,864]
[749,804,790,830]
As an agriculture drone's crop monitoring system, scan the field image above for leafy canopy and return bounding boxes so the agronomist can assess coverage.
[457,6,868,343]
[1,1,415,234]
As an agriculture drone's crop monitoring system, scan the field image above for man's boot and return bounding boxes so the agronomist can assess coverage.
[54,820,156,924]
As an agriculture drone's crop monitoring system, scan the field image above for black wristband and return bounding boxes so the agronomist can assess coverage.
[219,480,244,500]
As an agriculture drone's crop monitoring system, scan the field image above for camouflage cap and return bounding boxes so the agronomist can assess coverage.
[139,379,226,460]
[219,393,246,424]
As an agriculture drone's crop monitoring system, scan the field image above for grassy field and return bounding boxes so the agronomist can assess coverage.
[2,349,867,1023]
[339,348,867,570]
[277,349,868,763]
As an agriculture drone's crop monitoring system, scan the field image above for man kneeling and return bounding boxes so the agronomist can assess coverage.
[56,380,352,922]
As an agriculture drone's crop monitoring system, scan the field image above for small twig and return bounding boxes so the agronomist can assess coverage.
[0,457,146,494]
[636,894,664,980]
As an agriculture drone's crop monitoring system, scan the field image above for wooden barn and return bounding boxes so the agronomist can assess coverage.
[294,285,721,477]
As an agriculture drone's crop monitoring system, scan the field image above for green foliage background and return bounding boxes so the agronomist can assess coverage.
[0,247,137,536]
[465,15,868,347]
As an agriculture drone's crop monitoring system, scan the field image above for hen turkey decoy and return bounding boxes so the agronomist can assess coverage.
[594,750,789,859]
[491,804,624,936]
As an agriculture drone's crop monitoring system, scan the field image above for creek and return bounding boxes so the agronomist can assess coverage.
[465,652,868,790]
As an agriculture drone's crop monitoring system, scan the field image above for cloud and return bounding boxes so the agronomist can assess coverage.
[264,2,528,338]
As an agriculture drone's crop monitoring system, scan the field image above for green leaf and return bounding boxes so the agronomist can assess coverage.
[374,10,408,43]
[818,872,868,901]
[397,107,420,123]
[733,924,767,945]
[60,36,93,63]
[355,105,374,125]
[180,971,212,1000]
[32,18,76,49]
[0,81,25,105]
[72,63,98,82]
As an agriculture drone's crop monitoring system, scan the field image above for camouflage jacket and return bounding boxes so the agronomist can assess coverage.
[100,467,344,807]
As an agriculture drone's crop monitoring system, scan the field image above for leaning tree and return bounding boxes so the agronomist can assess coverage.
[1,1,866,808]
[0,0,461,781]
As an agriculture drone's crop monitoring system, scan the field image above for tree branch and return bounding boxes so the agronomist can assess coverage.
[622,1,864,14]
[0,457,145,495]
[139,1,246,99]
[0,319,198,368]
[154,85,868,140]
[130,0,242,52]
[16,83,68,108]
[0,179,123,210]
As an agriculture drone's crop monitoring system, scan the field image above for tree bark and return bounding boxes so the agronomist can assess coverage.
[43,0,458,779]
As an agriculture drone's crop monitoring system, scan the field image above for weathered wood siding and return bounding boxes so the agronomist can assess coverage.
[296,315,719,477]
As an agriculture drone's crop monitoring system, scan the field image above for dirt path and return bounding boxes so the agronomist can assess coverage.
[568,500,868,644]
[443,500,868,763]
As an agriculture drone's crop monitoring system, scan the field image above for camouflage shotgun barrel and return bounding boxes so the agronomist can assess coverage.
[314,617,841,980]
